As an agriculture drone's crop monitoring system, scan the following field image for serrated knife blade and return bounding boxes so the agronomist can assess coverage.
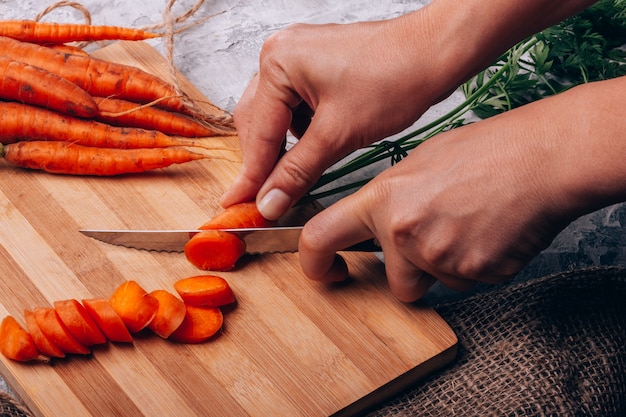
[79,227,380,254]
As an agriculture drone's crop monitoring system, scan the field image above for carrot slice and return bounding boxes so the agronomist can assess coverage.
[53,299,107,346]
[33,307,90,355]
[185,202,275,271]
[82,298,133,343]
[184,230,246,271]
[109,281,159,333]
[174,275,236,307]
[0,315,40,362]
[24,310,65,359]
[169,305,223,344]
[147,290,186,339]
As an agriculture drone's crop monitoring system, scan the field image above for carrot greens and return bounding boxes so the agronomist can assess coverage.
[301,0,626,204]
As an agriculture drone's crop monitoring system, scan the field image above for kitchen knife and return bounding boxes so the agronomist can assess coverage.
[80,226,380,254]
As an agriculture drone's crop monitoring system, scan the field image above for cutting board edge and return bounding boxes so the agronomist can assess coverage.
[332,341,458,417]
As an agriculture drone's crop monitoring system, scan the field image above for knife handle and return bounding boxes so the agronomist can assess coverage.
[343,238,381,252]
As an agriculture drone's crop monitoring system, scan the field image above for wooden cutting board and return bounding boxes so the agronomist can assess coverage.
[0,41,457,417]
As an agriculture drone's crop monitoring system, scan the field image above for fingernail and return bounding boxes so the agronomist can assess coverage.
[258,188,292,220]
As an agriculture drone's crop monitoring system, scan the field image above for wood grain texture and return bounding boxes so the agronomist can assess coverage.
[0,41,457,417]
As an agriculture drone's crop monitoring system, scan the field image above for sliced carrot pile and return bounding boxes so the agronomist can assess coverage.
[109,281,159,334]
[0,275,236,362]
[0,315,40,362]
[174,275,236,307]
[24,310,65,359]
[82,298,133,343]
[53,299,107,346]
[185,202,275,271]
[148,290,186,339]
[33,307,90,355]
[169,306,224,344]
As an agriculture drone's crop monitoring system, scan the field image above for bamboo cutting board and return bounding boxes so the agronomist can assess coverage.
[0,41,457,417]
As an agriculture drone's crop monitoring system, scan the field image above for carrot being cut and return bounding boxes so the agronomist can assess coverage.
[82,298,133,343]
[199,201,275,230]
[169,305,223,344]
[24,310,65,359]
[0,102,226,149]
[147,290,186,339]
[94,97,219,138]
[0,20,160,44]
[185,202,274,271]
[53,299,107,347]
[185,231,246,272]
[174,275,236,307]
[0,315,40,362]
[0,141,205,176]
[109,281,159,334]
[33,307,90,355]
[0,36,195,116]
[0,56,97,117]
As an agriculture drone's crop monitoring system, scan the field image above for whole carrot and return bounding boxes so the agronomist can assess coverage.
[94,97,218,138]
[0,56,97,117]
[0,102,222,149]
[0,20,160,43]
[0,141,205,176]
[0,36,190,115]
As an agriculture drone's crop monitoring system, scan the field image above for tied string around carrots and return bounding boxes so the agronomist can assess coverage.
[35,0,234,131]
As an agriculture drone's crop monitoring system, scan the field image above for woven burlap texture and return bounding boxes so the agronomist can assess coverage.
[367,267,626,417]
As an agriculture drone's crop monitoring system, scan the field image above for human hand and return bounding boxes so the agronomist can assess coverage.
[220,12,454,219]
[296,86,608,301]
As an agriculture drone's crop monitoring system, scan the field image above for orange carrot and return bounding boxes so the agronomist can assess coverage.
[0,56,97,117]
[94,97,219,138]
[169,305,223,344]
[0,20,160,43]
[33,307,90,355]
[0,102,224,149]
[45,43,90,57]
[147,290,186,339]
[185,231,246,271]
[53,299,107,346]
[0,141,205,176]
[0,315,40,362]
[185,202,274,271]
[82,298,133,343]
[0,36,191,115]
[24,309,65,359]
[174,275,236,307]
[109,281,159,334]
[199,202,275,230]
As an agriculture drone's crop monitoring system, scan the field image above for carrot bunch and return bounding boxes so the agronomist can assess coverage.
[0,20,235,176]
[0,275,236,362]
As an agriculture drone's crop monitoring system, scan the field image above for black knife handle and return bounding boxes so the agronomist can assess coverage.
[343,238,381,252]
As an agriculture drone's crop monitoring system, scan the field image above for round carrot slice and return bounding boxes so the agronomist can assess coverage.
[169,305,223,344]
[82,298,133,343]
[24,310,65,358]
[54,299,107,346]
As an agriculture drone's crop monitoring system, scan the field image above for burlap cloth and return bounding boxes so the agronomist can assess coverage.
[367,266,626,417]
[1,267,625,417]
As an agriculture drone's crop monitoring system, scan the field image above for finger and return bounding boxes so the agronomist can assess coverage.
[221,73,298,208]
[299,195,375,283]
[382,249,437,302]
